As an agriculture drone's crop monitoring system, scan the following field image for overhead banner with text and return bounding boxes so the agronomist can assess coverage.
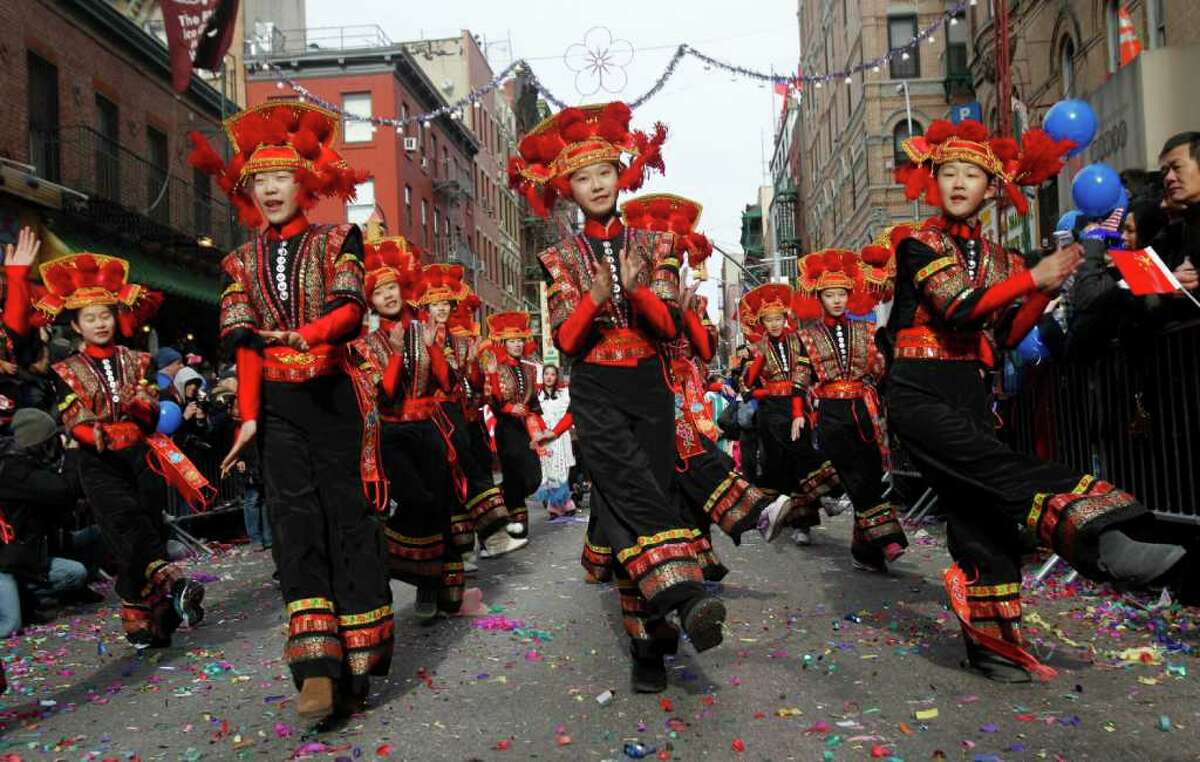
[161,0,240,93]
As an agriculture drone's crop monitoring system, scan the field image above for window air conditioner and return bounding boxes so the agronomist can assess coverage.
[403,137,419,152]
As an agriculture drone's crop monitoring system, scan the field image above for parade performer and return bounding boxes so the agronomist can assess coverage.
[40,253,208,649]
[1,227,38,405]
[190,102,393,719]
[793,248,907,572]
[619,194,795,563]
[888,118,1186,682]
[533,364,576,518]
[483,312,548,531]
[346,236,483,621]
[419,265,524,554]
[738,283,841,546]
[510,101,726,694]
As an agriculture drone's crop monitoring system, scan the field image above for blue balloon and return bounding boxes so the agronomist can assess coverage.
[1015,326,1050,365]
[1055,210,1082,233]
[1071,163,1123,217]
[155,372,171,391]
[1044,99,1098,157]
[157,400,183,435]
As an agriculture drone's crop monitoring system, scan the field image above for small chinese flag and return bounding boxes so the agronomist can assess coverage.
[1110,247,1179,295]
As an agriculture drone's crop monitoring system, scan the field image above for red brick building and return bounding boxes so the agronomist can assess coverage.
[405,32,525,318]
[245,27,482,302]
[0,0,240,354]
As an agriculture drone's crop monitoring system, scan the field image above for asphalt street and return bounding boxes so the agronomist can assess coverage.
[1,505,1197,760]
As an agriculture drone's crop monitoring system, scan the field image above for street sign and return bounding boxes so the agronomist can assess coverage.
[948,102,982,124]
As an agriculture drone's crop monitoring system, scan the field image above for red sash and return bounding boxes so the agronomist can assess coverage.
[430,406,469,503]
[944,564,1056,682]
[144,434,217,513]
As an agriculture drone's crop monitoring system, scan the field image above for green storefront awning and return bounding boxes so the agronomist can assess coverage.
[48,228,220,307]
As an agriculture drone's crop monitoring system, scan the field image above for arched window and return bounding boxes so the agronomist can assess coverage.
[1060,37,1076,97]
[893,120,923,166]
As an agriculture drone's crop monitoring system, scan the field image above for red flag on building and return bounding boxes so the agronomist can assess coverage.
[1118,6,1143,67]
[1111,247,1181,295]
[161,0,241,93]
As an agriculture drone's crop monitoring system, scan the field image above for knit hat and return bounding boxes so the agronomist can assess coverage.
[156,347,183,369]
[11,408,59,450]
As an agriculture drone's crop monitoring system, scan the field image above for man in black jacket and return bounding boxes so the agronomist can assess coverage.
[0,409,90,636]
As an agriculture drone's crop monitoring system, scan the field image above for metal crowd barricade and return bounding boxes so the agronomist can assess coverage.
[164,446,247,519]
[1000,319,1200,525]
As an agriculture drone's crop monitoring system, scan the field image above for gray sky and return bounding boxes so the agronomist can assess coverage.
[306,0,801,315]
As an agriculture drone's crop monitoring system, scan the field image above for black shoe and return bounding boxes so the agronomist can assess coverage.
[679,596,726,653]
[414,586,438,623]
[1097,530,1187,587]
[171,578,205,629]
[963,639,1031,684]
[631,653,668,693]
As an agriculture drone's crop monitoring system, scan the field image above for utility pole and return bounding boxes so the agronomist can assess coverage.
[994,0,1013,243]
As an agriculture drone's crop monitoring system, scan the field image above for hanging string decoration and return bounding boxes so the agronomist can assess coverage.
[258,1,967,127]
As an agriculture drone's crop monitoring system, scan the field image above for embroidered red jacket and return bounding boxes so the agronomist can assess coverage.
[742,330,810,419]
[54,345,158,450]
[538,223,680,366]
[796,317,885,393]
[890,227,1049,366]
[218,216,366,422]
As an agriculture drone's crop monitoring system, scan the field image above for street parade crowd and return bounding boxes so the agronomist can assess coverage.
[0,96,1198,718]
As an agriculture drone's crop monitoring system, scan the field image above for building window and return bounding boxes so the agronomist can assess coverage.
[342,92,373,143]
[146,126,170,224]
[26,52,60,182]
[421,199,429,246]
[888,16,919,79]
[346,179,375,225]
[947,12,969,76]
[404,185,413,231]
[95,93,120,201]
[193,166,211,236]
[1153,0,1166,46]
[893,120,923,166]
[1060,37,1076,97]
[1105,0,1121,73]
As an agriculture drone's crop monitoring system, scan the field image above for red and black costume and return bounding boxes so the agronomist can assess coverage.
[887,118,1172,679]
[39,254,208,648]
[623,195,783,571]
[794,249,906,570]
[192,102,393,698]
[739,285,840,532]
[346,238,466,614]
[0,260,33,406]
[420,266,510,546]
[485,312,548,532]
[512,102,725,677]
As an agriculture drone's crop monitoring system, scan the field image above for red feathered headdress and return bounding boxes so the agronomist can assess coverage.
[362,236,421,303]
[448,293,482,338]
[895,118,1074,216]
[414,263,469,307]
[620,193,713,276]
[486,311,533,342]
[738,282,793,337]
[508,102,667,217]
[187,101,368,229]
[35,253,161,335]
[793,249,865,319]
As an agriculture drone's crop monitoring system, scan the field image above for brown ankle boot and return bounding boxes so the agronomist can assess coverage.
[297,677,334,720]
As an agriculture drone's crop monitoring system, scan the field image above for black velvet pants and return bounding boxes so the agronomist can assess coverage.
[494,415,541,529]
[260,375,393,692]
